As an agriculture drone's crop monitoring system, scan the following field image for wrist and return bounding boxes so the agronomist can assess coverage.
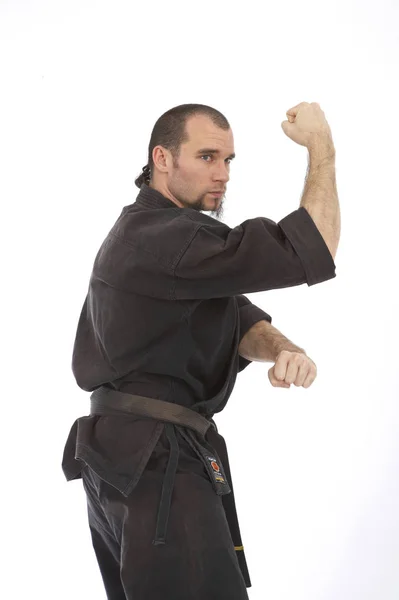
[260,329,306,362]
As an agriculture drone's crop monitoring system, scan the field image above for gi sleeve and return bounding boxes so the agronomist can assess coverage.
[172,207,336,300]
[236,294,272,373]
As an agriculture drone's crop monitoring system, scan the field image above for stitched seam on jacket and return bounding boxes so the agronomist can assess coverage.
[169,224,204,300]
[109,231,175,269]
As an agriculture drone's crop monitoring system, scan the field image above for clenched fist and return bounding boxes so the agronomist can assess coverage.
[268,351,317,389]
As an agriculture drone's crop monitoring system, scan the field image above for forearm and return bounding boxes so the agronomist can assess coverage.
[238,319,306,363]
[301,142,341,260]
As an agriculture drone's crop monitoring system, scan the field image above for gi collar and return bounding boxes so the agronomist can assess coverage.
[135,183,179,210]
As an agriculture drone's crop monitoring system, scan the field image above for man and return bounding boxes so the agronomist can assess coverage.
[62,102,339,599]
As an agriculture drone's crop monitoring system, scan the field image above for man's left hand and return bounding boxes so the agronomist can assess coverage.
[268,350,317,389]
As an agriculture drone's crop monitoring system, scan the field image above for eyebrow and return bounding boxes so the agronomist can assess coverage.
[196,148,236,159]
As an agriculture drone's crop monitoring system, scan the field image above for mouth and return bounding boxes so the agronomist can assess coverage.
[209,191,224,197]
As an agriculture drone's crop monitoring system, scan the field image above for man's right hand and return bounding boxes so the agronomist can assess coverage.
[281,101,334,151]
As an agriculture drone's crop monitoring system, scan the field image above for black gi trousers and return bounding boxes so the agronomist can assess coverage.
[75,417,250,600]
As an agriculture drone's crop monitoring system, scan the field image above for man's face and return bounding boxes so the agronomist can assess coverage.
[152,114,235,220]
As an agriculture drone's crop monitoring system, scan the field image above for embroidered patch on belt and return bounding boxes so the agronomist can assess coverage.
[206,455,226,484]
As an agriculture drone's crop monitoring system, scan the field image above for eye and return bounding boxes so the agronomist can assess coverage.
[201,155,232,164]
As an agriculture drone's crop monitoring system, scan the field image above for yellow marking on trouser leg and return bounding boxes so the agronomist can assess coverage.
[234,546,244,551]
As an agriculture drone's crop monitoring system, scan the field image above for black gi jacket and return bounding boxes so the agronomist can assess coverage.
[69,182,336,403]
[62,182,336,586]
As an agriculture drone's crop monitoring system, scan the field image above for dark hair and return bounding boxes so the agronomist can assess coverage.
[134,103,230,188]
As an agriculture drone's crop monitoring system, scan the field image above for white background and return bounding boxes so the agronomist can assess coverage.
[1,0,398,598]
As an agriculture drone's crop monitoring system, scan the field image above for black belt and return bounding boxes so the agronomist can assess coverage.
[89,386,252,587]
[89,386,232,545]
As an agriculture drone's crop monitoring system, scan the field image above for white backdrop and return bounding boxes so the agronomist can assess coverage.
[1,1,398,598]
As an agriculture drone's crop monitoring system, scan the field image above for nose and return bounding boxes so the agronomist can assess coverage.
[213,162,230,185]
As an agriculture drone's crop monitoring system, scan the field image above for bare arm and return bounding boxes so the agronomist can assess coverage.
[238,319,306,363]
[301,138,341,260]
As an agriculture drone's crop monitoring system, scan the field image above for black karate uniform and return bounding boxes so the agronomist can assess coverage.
[62,182,336,599]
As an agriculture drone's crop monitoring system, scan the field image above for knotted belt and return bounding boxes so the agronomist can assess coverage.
[89,386,252,586]
[89,386,232,546]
